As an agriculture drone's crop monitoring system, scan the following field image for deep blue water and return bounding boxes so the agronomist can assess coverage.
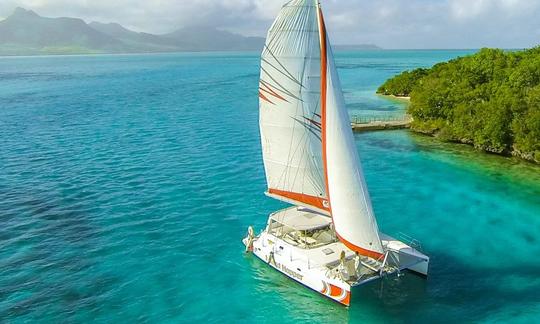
[1,50,539,323]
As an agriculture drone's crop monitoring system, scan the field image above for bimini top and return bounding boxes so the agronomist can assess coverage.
[270,207,331,231]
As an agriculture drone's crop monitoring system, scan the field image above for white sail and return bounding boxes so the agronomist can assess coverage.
[259,0,329,213]
[260,0,384,259]
[317,6,385,259]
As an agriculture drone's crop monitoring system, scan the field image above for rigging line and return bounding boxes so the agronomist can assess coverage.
[273,94,302,191]
[261,55,303,88]
[300,129,326,199]
[289,119,310,197]
[265,158,320,168]
[305,100,322,129]
[260,67,302,101]
[264,4,318,66]
[278,97,312,195]
[260,80,291,102]
[289,97,323,198]
[263,19,301,85]
[265,5,295,53]
[307,155,325,197]
[259,85,288,103]
[259,90,275,105]
[304,43,326,198]
[304,116,322,129]
[306,107,326,195]
[268,118,324,197]
[295,46,315,197]
[311,112,325,195]
[289,51,322,137]
[292,118,322,141]
[283,101,305,190]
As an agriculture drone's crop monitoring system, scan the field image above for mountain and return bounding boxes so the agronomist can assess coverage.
[0,8,265,55]
[90,22,264,52]
[162,26,265,52]
[334,44,382,51]
[0,7,125,54]
[88,22,177,51]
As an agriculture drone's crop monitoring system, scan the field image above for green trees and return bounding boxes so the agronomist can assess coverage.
[377,47,540,163]
[377,68,428,96]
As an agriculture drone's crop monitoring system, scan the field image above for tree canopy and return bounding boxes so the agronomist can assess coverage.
[377,47,540,163]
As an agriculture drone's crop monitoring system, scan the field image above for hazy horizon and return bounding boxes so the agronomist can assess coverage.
[0,0,539,50]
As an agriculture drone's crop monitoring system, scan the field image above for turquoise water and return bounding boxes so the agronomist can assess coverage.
[1,50,539,323]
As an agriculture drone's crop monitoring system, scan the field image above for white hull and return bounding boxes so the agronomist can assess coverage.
[245,230,352,305]
[244,208,429,306]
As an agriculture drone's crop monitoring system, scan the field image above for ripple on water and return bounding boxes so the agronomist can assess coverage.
[0,52,539,322]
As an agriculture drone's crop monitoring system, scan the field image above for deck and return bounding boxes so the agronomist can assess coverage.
[351,114,412,132]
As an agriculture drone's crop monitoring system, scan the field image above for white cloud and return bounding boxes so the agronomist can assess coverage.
[0,0,539,49]
[450,0,489,20]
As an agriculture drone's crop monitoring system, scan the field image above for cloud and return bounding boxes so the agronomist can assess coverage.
[0,0,539,49]
[0,0,284,34]
[449,0,538,20]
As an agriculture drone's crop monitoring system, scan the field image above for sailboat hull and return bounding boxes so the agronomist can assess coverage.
[245,231,352,306]
[382,234,430,276]
[243,208,430,307]
[250,0,430,307]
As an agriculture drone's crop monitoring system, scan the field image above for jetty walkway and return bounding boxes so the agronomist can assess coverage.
[351,114,412,132]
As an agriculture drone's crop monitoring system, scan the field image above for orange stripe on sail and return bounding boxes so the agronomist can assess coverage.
[259,91,274,105]
[336,232,385,260]
[260,82,289,102]
[268,188,330,212]
[318,5,331,213]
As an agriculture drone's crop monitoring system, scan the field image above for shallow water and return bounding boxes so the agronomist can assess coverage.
[0,50,539,323]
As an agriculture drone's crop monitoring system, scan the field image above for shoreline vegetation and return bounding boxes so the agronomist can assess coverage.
[377,47,540,164]
[376,93,411,102]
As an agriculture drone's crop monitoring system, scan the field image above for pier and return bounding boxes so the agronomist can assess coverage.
[351,114,412,132]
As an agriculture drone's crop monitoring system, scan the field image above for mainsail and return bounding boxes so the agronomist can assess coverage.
[260,0,384,259]
[259,0,329,213]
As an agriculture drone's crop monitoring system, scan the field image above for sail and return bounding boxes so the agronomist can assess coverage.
[259,0,329,213]
[260,0,384,259]
[317,6,385,259]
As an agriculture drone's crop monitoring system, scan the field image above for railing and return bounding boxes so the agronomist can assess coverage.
[397,232,423,252]
[350,113,412,125]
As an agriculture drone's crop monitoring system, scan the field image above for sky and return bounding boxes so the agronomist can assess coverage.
[0,0,539,49]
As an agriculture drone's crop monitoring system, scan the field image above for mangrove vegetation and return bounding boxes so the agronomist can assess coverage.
[377,47,540,163]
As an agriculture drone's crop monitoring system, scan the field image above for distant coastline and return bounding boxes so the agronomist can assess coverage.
[0,7,265,56]
[0,7,382,56]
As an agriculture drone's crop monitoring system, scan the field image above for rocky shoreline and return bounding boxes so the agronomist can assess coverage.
[409,124,540,165]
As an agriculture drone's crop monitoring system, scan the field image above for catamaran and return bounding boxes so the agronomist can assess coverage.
[243,0,429,306]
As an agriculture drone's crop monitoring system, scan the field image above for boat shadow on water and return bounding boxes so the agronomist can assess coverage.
[245,250,540,322]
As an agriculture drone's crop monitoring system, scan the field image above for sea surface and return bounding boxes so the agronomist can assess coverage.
[1,50,539,323]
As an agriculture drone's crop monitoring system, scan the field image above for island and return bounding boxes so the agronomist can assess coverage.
[377,47,540,164]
